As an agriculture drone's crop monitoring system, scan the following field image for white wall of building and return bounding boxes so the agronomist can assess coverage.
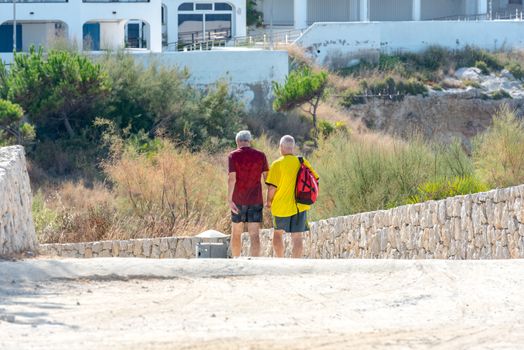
[296,20,524,66]
[0,0,162,52]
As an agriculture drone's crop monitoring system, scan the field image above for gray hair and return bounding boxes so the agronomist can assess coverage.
[236,130,252,143]
[279,135,295,148]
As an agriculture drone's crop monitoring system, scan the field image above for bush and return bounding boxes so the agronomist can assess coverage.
[342,76,427,108]
[309,132,437,218]
[506,62,524,80]
[317,120,348,138]
[101,54,245,152]
[0,99,34,145]
[475,60,489,74]
[407,176,489,204]
[6,48,110,139]
[491,89,512,100]
[456,47,503,72]
[273,66,328,143]
[473,106,524,187]
[104,139,230,238]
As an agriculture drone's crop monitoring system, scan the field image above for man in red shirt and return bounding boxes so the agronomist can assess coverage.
[228,130,269,257]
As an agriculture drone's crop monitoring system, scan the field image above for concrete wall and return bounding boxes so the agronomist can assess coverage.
[0,146,37,256]
[40,184,524,259]
[296,20,524,68]
[130,49,289,111]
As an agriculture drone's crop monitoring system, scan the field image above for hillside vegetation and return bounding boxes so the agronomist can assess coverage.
[2,47,524,243]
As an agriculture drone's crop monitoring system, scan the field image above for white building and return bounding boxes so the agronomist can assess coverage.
[257,0,522,28]
[0,0,246,53]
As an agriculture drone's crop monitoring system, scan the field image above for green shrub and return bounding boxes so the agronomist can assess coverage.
[456,47,503,71]
[341,89,366,108]
[247,0,263,26]
[350,76,427,101]
[407,176,489,204]
[505,62,524,80]
[463,79,482,89]
[491,89,512,100]
[32,190,61,243]
[0,99,34,145]
[273,67,328,143]
[475,60,490,74]
[473,106,524,187]
[310,132,438,218]
[6,48,110,139]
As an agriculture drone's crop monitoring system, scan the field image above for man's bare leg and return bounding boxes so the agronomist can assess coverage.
[247,223,261,257]
[291,232,304,258]
[273,230,285,258]
[231,223,244,257]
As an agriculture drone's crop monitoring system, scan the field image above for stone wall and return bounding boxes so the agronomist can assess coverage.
[40,184,524,260]
[0,146,37,255]
[39,237,229,259]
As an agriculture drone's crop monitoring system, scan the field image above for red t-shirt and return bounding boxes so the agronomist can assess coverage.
[228,147,269,205]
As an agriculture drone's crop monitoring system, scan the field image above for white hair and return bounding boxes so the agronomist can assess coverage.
[236,130,252,143]
[279,135,295,148]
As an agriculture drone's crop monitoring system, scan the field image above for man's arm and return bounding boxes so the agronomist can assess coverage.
[266,185,276,209]
[228,172,239,214]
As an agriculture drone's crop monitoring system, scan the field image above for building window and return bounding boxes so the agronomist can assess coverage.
[196,3,213,10]
[215,2,232,11]
[178,2,194,11]
[509,0,522,4]
[177,1,234,45]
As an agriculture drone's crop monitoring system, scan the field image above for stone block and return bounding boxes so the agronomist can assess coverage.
[92,242,102,254]
[142,240,152,258]
[132,240,143,257]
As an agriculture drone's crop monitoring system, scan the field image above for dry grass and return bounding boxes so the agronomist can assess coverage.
[104,141,230,238]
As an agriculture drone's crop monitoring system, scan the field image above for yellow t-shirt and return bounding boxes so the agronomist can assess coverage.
[266,155,319,217]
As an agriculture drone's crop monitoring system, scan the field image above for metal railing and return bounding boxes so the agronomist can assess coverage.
[229,29,304,48]
[430,10,524,21]
[164,28,304,52]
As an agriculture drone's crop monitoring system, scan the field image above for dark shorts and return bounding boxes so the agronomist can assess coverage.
[231,204,263,223]
[273,211,308,233]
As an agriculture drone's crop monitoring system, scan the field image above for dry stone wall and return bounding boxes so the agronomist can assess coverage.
[0,146,37,255]
[40,185,524,259]
[39,237,229,259]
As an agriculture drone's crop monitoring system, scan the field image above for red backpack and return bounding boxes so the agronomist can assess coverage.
[295,157,319,205]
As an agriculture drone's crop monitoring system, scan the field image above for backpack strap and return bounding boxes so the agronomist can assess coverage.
[298,156,304,164]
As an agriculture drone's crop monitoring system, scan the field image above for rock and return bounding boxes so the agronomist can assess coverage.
[455,67,482,81]
[0,146,37,255]
[501,69,515,80]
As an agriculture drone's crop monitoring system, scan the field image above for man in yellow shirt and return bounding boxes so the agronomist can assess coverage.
[265,135,319,258]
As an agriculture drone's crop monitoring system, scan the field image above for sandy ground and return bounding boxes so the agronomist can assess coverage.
[1,258,524,350]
